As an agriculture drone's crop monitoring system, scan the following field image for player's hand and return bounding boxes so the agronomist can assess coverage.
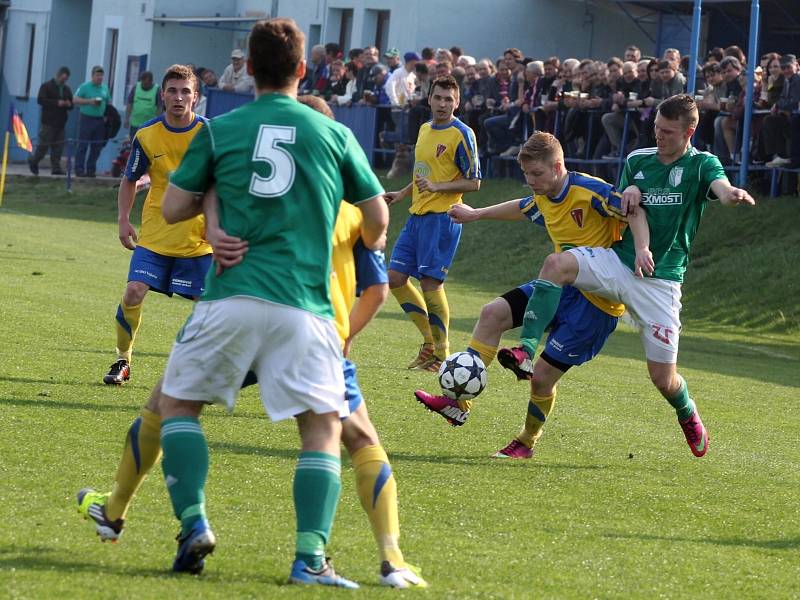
[118,221,138,250]
[621,185,642,215]
[727,186,756,206]
[415,175,438,193]
[208,227,248,274]
[447,203,479,223]
[343,336,353,358]
[634,246,655,277]
[384,190,406,206]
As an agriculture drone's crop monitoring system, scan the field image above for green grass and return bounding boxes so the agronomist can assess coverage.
[1,178,798,599]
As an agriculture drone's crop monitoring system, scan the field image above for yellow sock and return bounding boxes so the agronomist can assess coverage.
[105,408,162,521]
[391,282,434,344]
[517,391,556,449]
[351,445,404,566]
[115,300,143,363]
[467,337,498,367]
[423,288,450,360]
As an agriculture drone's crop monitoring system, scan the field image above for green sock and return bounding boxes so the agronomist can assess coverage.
[293,451,342,570]
[520,280,563,357]
[160,417,208,535]
[665,375,696,420]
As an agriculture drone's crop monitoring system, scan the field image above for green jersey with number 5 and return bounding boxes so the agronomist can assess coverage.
[170,93,383,318]
[614,146,726,283]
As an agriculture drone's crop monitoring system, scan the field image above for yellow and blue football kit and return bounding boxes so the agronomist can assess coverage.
[389,117,480,364]
[508,171,628,369]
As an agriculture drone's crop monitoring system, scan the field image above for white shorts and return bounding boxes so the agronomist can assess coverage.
[567,247,683,363]
[161,297,348,421]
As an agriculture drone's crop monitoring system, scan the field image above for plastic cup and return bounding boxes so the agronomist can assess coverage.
[579,92,589,99]
[629,92,638,100]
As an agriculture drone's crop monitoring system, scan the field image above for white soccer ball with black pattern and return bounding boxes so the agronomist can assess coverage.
[438,352,487,400]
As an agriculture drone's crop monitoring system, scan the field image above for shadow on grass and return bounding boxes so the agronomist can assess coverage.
[0,545,287,584]
[600,531,800,551]
[0,395,127,412]
[209,441,606,470]
[60,347,170,359]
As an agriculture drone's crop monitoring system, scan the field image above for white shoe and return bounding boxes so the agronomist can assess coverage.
[766,156,792,168]
[380,562,429,588]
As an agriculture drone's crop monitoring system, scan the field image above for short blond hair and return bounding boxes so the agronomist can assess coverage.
[517,131,564,165]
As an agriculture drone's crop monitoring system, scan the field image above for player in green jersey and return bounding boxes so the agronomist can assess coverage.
[119,18,388,585]
[500,94,754,458]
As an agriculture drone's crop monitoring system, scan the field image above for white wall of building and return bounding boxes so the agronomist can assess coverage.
[4,0,52,99]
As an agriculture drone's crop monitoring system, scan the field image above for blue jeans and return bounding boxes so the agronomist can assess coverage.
[75,114,106,176]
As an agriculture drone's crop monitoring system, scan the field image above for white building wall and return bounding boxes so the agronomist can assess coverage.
[4,0,52,99]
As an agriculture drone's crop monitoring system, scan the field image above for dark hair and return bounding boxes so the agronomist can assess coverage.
[430,75,460,97]
[720,56,742,72]
[414,62,429,75]
[607,57,623,69]
[657,94,698,129]
[346,61,359,76]
[707,47,724,62]
[324,42,341,57]
[626,45,641,55]
[545,56,560,69]
[297,94,334,119]
[449,46,463,58]
[657,59,674,71]
[56,66,70,77]
[249,18,305,89]
[724,45,746,65]
[702,61,721,75]
[421,47,434,60]
[504,48,523,61]
[140,70,153,82]
[348,48,362,61]
[161,64,198,92]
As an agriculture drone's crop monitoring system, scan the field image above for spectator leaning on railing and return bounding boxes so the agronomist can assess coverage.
[763,54,800,168]
[385,52,419,107]
[218,49,254,94]
[601,60,641,157]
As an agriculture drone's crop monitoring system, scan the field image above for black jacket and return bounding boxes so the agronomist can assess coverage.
[37,79,73,128]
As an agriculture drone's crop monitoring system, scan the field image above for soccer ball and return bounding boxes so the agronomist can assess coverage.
[438,351,487,401]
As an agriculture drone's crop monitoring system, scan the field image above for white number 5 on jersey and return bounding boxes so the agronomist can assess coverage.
[249,125,296,197]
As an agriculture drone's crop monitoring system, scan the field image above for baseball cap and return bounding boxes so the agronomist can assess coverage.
[384,48,400,58]
[404,51,422,63]
[779,54,797,66]
[91,65,104,75]
[231,49,245,59]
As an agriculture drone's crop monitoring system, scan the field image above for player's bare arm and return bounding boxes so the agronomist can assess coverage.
[627,207,655,277]
[710,179,756,207]
[415,174,480,194]
[344,282,389,357]
[448,198,526,223]
[621,184,643,215]
[356,194,390,251]
[201,187,249,274]
[384,182,413,206]
[162,183,203,224]
[117,178,139,250]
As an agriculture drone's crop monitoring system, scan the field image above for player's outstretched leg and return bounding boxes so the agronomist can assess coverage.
[651,365,708,457]
[499,276,564,380]
[414,390,469,426]
[76,488,125,542]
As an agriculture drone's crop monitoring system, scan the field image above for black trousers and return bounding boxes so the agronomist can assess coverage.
[30,124,65,171]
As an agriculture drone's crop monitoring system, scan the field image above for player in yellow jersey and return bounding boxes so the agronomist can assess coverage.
[384,75,481,372]
[102,64,211,385]
[415,132,650,458]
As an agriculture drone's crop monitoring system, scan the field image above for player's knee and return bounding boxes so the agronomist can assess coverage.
[123,281,149,305]
[649,370,677,397]
[387,269,408,289]
[479,300,511,332]
[540,252,575,285]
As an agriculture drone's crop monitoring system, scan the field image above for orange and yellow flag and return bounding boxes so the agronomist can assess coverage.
[11,106,32,152]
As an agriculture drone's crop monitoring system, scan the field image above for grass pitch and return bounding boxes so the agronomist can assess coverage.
[0,178,798,599]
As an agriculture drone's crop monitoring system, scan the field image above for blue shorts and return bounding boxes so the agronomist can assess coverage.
[503,282,618,368]
[343,358,363,415]
[127,245,212,299]
[389,213,461,281]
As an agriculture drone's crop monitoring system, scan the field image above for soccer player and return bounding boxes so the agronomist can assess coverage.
[384,76,481,372]
[102,64,211,385]
[415,132,650,460]
[145,18,387,583]
[501,94,755,458]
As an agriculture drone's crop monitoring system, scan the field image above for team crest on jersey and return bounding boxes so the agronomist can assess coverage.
[570,208,584,228]
[436,144,447,157]
[668,166,684,187]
